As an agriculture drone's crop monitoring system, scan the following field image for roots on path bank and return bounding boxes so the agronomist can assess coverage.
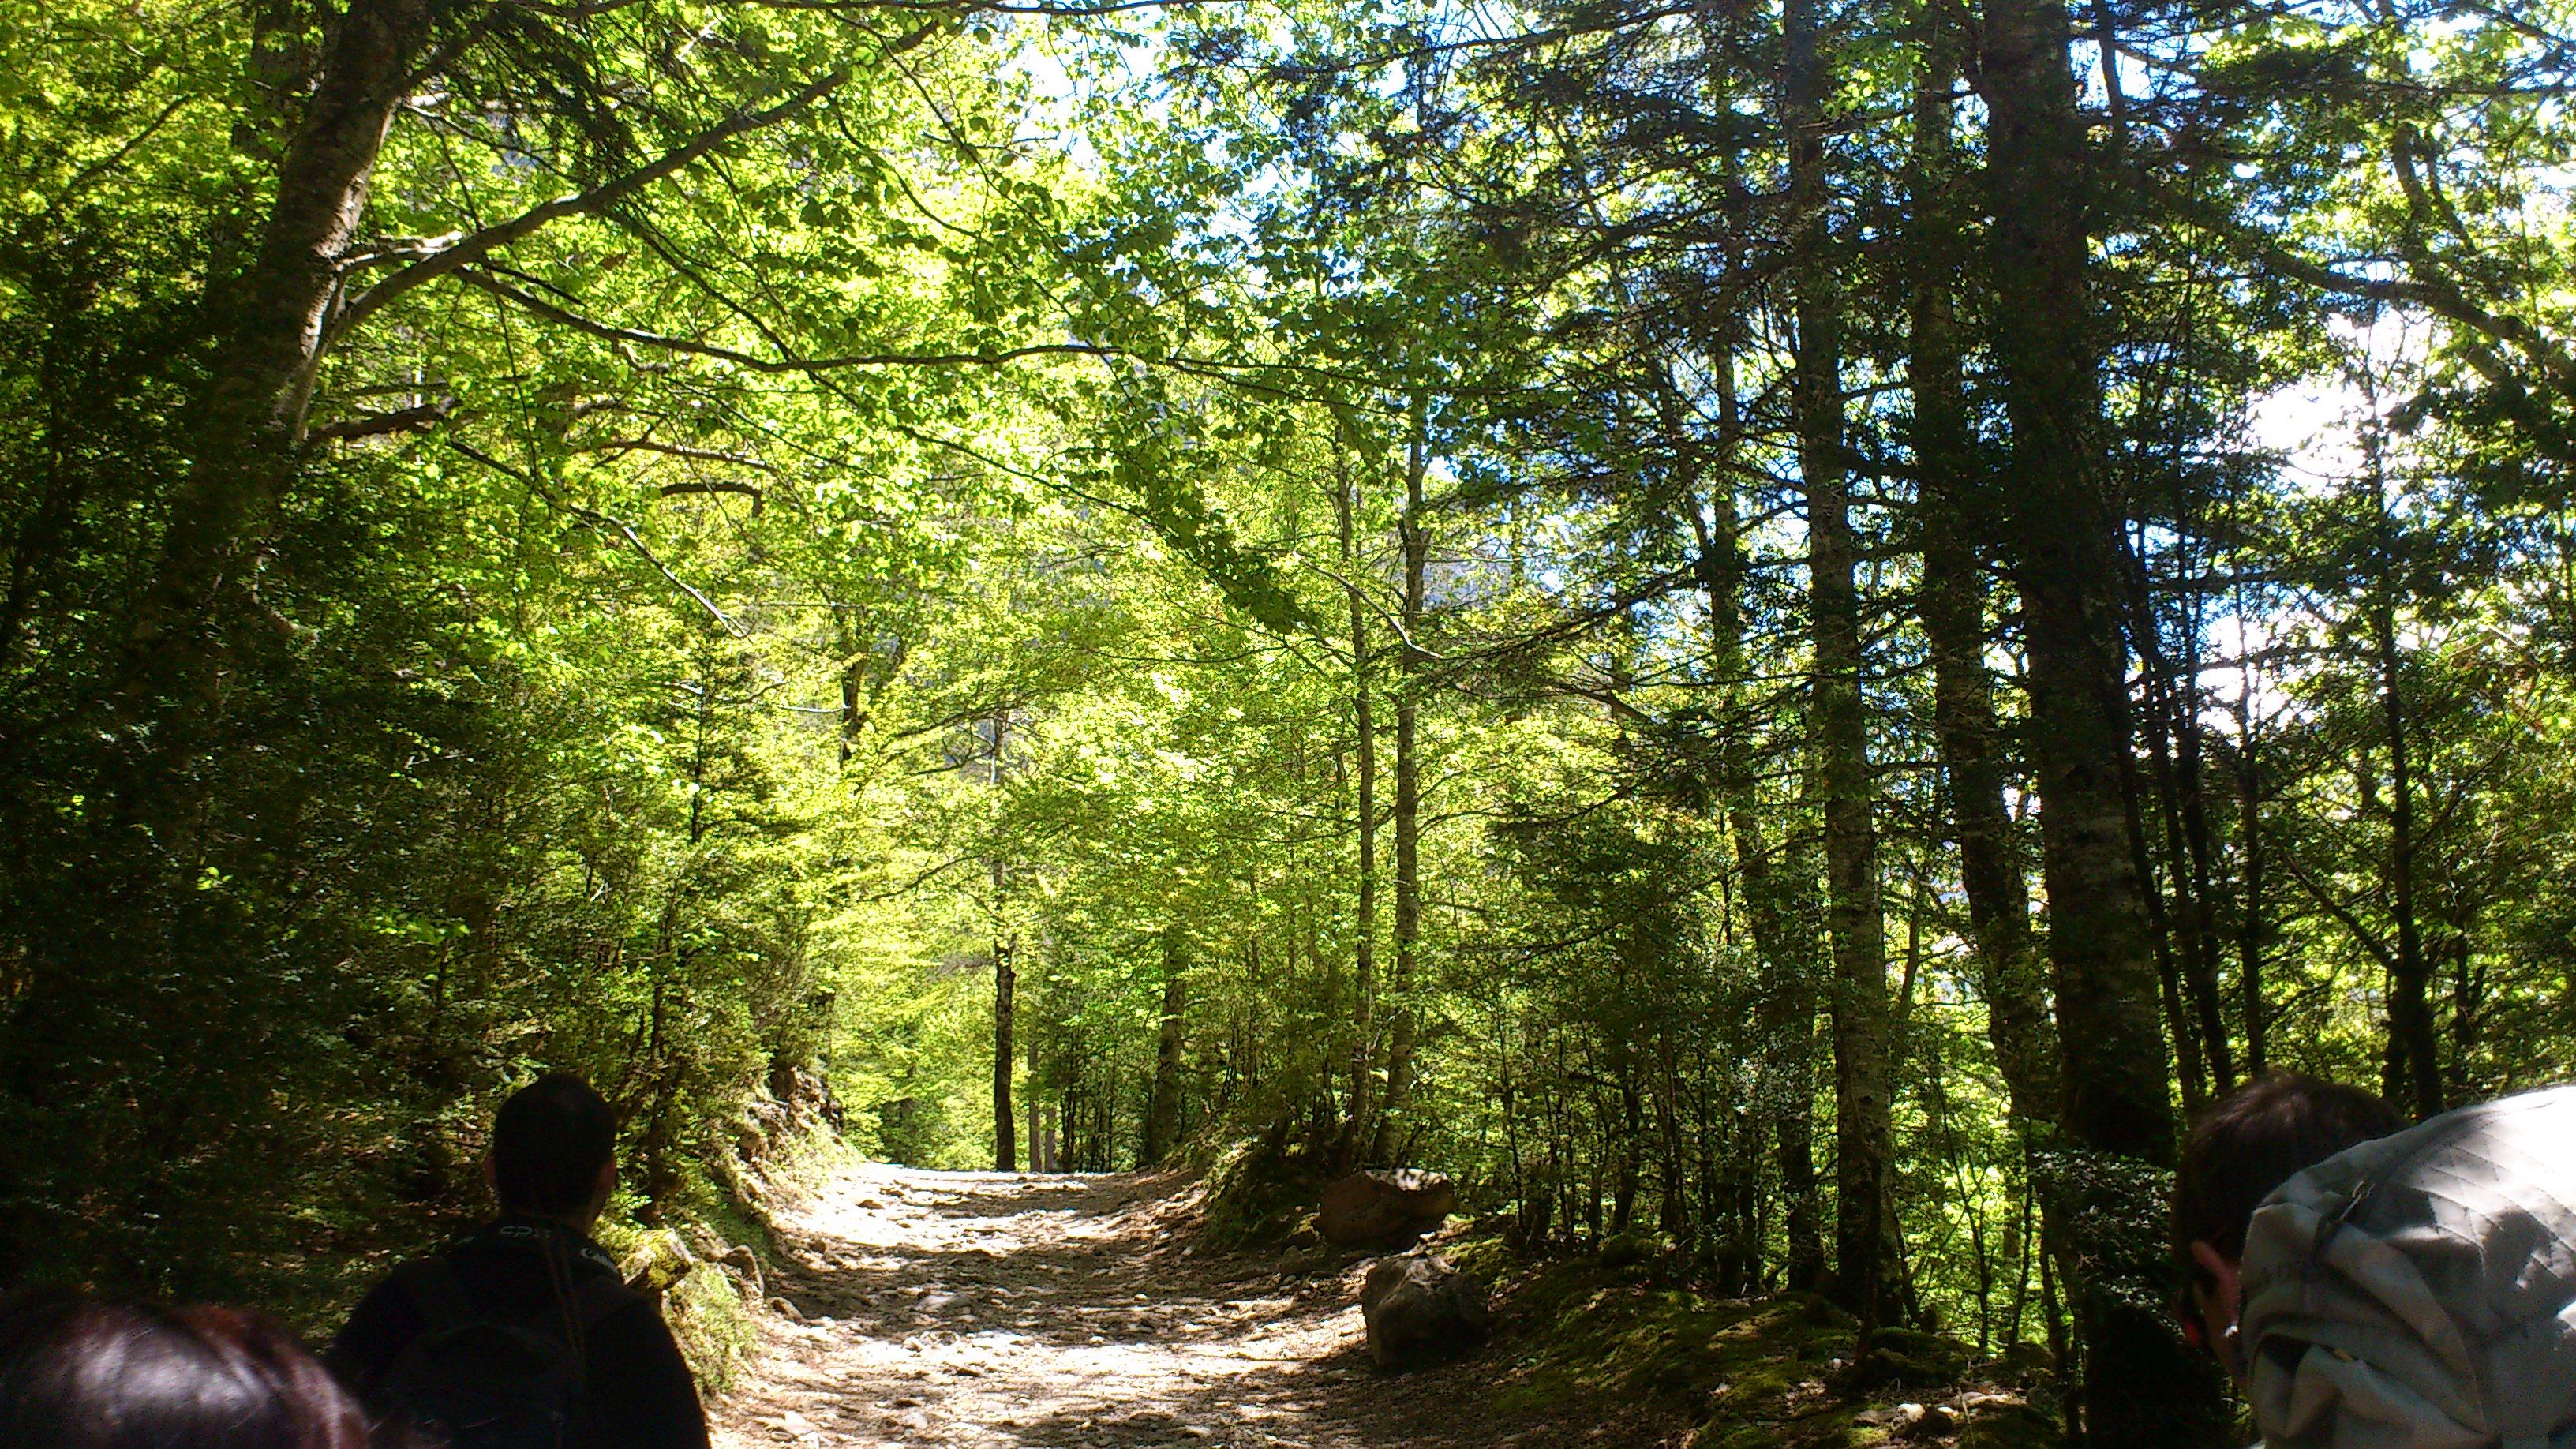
[711,1163,1678,1449]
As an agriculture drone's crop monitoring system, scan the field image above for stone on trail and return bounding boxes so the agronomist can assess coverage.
[1359,1252,1490,1369]
[1316,1168,1456,1245]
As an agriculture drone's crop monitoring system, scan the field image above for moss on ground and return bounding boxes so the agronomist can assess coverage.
[1197,1136,1334,1249]
[1465,1241,2060,1448]
[597,1126,859,1394]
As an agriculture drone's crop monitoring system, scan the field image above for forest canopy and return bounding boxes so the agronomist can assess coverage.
[4,0,2575,1438]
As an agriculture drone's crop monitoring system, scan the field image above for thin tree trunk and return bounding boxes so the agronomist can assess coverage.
[2121,685,2208,1116]
[2129,571,2235,1095]
[1654,1035,1688,1243]
[1028,1052,1046,1174]
[1975,0,2224,1436]
[993,927,1016,1173]
[2166,644,2237,1091]
[2236,639,2270,1073]
[990,712,1017,1174]
[1372,424,1428,1163]
[1145,927,1189,1164]
[1787,0,1892,1316]
[839,612,869,766]
[1786,0,1889,1324]
[1336,467,1380,1163]
[2177,754,2236,1090]
[1692,411,1828,1294]
[2360,413,2439,1118]
[2374,596,2438,1117]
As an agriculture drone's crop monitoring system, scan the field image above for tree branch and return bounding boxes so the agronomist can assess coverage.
[447,440,746,636]
[658,480,766,514]
[326,65,856,353]
[459,267,1115,371]
[585,438,775,470]
[2278,850,2399,975]
[308,396,458,442]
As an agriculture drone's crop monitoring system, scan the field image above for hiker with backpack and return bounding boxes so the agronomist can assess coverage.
[329,1073,709,1449]
[2174,1072,2576,1448]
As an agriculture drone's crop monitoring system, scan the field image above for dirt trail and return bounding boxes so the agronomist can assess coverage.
[712,1163,1656,1449]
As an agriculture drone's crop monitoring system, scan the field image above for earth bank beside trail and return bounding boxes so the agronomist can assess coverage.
[711,1163,2056,1448]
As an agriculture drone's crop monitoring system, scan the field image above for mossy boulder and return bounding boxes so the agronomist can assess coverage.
[1597,1231,1671,1270]
[617,1227,696,1296]
[1957,1401,2060,1449]
[1442,1233,1514,1286]
[1841,1327,1973,1391]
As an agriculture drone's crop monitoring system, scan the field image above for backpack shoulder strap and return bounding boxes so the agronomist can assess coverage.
[392,1258,478,1335]
[566,1271,642,1331]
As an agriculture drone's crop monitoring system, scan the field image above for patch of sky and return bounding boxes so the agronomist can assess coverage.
[2245,310,2428,496]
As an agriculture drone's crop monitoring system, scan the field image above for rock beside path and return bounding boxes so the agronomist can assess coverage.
[1316,1169,1455,1245]
[1360,1252,1490,1369]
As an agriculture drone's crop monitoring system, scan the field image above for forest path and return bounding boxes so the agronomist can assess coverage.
[710,1161,1650,1449]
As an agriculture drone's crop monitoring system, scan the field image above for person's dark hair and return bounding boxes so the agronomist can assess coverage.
[0,1290,373,1449]
[490,1071,618,1217]
[2174,1071,2405,1273]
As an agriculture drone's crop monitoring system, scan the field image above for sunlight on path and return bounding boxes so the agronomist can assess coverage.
[711,1163,1430,1449]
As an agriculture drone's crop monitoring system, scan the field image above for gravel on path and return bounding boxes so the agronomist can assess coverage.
[709,1162,1658,1449]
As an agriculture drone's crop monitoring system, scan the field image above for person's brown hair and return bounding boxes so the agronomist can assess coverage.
[0,1290,375,1449]
[2174,1071,2405,1273]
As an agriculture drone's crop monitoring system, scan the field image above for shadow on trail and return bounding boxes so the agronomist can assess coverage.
[714,1165,1675,1449]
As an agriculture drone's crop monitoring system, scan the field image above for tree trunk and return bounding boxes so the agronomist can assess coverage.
[1974,0,2225,1437]
[1786,0,1890,1320]
[2175,766,2236,1091]
[839,612,869,766]
[1372,425,1428,1163]
[2129,572,2234,1097]
[131,0,432,676]
[1336,467,1380,1163]
[2166,667,2237,1092]
[2374,597,2438,1118]
[988,708,1018,1174]
[1692,385,1829,1294]
[2360,419,2439,1118]
[1908,53,2060,1123]
[1145,927,1189,1164]
[993,930,1016,1173]
[2236,651,2269,1074]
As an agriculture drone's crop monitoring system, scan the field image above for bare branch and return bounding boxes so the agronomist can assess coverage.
[658,481,766,514]
[584,438,775,470]
[308,397,459,443]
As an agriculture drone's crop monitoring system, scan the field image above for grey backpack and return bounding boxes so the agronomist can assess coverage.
[2238,1083,2576,1449]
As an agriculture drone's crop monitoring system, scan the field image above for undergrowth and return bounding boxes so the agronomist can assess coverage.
[1196,1135,1334,1249]
[598,1097,861,1392]
[1456,1238,2061,1447]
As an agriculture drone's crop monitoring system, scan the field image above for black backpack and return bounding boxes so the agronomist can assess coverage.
[375,1252,634,1449]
